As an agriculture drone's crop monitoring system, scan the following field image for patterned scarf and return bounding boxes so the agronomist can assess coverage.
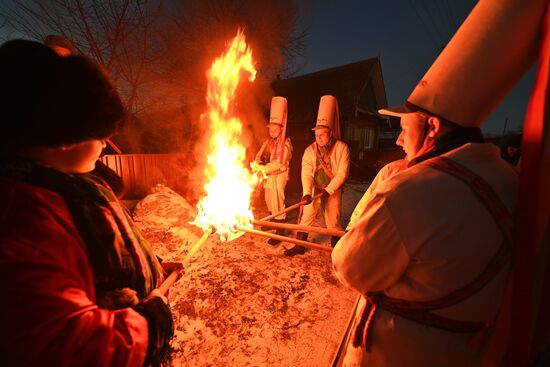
[0,157,164,305]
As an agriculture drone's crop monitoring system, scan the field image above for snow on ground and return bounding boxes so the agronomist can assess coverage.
[132,181,370,366]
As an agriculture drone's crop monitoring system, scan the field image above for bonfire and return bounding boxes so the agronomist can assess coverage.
[191,29,259,243]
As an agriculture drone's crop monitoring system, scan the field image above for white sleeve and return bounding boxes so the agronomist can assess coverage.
[254,140,269,163]
[346,160,404,230]
[301,146,315,196]
[332,193,410,294]
[325,142,350,194]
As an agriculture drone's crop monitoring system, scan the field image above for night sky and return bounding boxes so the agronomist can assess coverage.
[0,1,535,136]
[297,0,535,135]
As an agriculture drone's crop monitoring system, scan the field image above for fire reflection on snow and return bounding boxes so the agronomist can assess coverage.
[132,184,364,366]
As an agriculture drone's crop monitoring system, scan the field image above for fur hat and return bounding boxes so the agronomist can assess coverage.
[0,40,125,151]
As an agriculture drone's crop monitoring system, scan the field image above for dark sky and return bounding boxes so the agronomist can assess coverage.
[296,0,535,135]
[0,1,534,136]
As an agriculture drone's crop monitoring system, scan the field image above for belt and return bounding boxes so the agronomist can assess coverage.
[352,293,487,351]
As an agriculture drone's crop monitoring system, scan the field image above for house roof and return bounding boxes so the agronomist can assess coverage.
[271,58,388,130]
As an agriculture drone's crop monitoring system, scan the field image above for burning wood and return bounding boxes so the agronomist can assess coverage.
[186,31,338,262]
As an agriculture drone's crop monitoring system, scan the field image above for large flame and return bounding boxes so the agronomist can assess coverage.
[192,30,258,241]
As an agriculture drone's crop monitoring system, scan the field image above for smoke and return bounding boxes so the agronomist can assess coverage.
[113,0,303,203]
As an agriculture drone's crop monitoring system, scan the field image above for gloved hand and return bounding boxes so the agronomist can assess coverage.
[301,194,312,205]
[250,161,267,178]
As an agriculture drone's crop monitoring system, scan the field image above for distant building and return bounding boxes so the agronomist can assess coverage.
[271,58,403,191]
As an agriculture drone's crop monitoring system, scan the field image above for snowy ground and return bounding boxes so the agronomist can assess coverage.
[132,181,370,366]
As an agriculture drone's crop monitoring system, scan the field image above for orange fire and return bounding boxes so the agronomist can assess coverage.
[192,30,258,241]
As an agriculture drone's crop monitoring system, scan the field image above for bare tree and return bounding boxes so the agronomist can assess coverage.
[0,0,161,115]
[0,0,306,154]
[155,0,305,96]
[150,0,306,145]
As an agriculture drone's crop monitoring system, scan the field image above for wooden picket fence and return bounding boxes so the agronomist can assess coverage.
[99,153,189,199]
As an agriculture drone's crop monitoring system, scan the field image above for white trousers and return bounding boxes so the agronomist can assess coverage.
[299,189,342,230]
[264,173,288,220]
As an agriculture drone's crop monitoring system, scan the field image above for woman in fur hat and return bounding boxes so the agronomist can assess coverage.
[0,40,178,366]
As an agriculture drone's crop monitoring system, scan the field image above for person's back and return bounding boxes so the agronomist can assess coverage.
[334,142,517,366]
[378,143,516,347]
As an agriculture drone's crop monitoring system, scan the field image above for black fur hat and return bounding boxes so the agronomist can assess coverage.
[0,39,125,150]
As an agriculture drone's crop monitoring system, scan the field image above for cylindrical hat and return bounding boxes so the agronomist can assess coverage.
[380,0,547,127]
[313,95,341,139]
[268,96,287,127]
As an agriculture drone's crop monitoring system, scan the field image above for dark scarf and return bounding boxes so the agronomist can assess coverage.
[408,126,485,167]
[0,157,163,302]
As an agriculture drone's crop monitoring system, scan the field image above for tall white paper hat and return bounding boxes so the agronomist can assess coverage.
[268,96,287,127]
[313,95,341,139]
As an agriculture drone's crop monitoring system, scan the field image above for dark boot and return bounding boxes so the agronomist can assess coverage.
[284,232,307,256]
[330,236,340,248]
[267,219,286,246]
[260,220,276,231]
[267,237,282,246]
[267,229,283,246]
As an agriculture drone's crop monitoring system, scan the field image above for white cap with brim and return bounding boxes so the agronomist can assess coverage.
[382,0,546,127]
[268,96,287,127]
[378,104,415,118]
[378,101,463,129]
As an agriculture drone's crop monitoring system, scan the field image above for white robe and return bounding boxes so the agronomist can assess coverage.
[332,143,518,367]
[255,137,292,220]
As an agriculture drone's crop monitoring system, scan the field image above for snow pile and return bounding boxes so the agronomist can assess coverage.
[133,183,369,366]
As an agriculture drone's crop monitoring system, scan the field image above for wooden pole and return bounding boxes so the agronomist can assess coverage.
[236,226,332,253]
[251,219,345,237]
[260,193,324,221]
[162,227,214,295]
[158,269,183,295]
[183,227,213,264]
[331,295,361,367]
[106,138,123,154]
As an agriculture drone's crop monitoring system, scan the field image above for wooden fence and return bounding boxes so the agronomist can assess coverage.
[100,153,190,199]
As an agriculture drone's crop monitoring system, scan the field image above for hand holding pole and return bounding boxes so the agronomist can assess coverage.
[260,192,324,221]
